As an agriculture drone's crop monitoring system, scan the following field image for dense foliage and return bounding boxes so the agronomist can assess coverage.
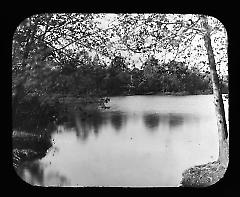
[12,14,229,183]
[12,13,228,133]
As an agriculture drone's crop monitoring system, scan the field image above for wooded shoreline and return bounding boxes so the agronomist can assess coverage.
[122,90,213,96]
[12,13,229,187]
[12,131,52,170]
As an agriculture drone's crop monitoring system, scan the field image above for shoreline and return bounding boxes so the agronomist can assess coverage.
[180,139,229,187]
[109,91,228,97]
[12,131,53,169]
[107,91,229,98]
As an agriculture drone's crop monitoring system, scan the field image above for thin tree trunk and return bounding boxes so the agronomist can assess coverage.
[202,16,228,167]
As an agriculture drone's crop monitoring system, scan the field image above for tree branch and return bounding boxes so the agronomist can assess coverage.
[173,31,198,60]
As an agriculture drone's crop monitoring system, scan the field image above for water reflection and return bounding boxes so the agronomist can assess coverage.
[14,95,225,186]
[13,103,199,143]
[57,111,106,141]
[45,171,71,186]
[169,113,184,128]
[56,110,129,140]
[90,114,106,136]
[16,161,70,186]
[143,113,160,131]
[16,161,45,186]
[57,110,197,141]
[110,112,127,131]
[74,116,92,140]
[142,112,190,132]
[13,114,57,135]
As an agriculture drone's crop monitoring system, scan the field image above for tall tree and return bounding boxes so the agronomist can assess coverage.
[13,14,108,94]
[201,15,228,167]
[12,13,111,120]
[106,14,228,167]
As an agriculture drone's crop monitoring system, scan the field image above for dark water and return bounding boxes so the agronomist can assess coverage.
[15,95,228,187]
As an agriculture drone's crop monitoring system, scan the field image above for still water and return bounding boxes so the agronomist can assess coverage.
[16,95,229,187]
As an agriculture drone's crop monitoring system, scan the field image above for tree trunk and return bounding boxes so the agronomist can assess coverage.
[202,16,228,167]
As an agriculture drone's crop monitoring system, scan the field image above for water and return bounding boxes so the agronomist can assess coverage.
[16,95,229,187]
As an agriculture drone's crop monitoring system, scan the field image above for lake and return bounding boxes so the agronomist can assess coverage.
[15,95,229,187]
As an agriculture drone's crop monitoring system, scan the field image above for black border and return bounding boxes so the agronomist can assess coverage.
[5,6,238,196]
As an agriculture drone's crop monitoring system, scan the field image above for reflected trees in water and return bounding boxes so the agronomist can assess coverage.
[168,113,184,128]
[13,103,58,136]
[16,161,45,186]
[56,110,128,140]
[110,112,127,131]
[57,110,130,140]
[16,161,71,186]
[143,113,161,131]
[45,171,71,186]
[14,105,198,143]
[142,113,193,132]
[62,110,198,140]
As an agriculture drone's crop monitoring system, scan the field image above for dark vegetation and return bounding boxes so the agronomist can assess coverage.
[12,14,228,182]
[12,14,228,137]
[13,52,228,133]
[12,131,52,169]
[12,52,228,169]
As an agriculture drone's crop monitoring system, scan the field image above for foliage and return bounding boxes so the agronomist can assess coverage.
[12,13,227,132]
[12,14,112,131]
[12,14,228,185]
[103,56,131,95]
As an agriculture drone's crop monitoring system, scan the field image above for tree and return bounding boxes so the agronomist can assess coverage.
[129,67,144,94]
[201,15,228,167]
[12,14,113,126]
[141,55,160,92]
[12,14,228,168]
[104,55,131,95]
[106,14,228,167]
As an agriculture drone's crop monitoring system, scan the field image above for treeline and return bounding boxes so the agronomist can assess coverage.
[98,55,228,96]
[105,56,212,96]
[13,52,229,107]
[12,51,228,130]
[12,13,229,133]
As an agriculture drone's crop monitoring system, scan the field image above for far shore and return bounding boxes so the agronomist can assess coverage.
[108,90,228,97]
[107,91,228,97]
